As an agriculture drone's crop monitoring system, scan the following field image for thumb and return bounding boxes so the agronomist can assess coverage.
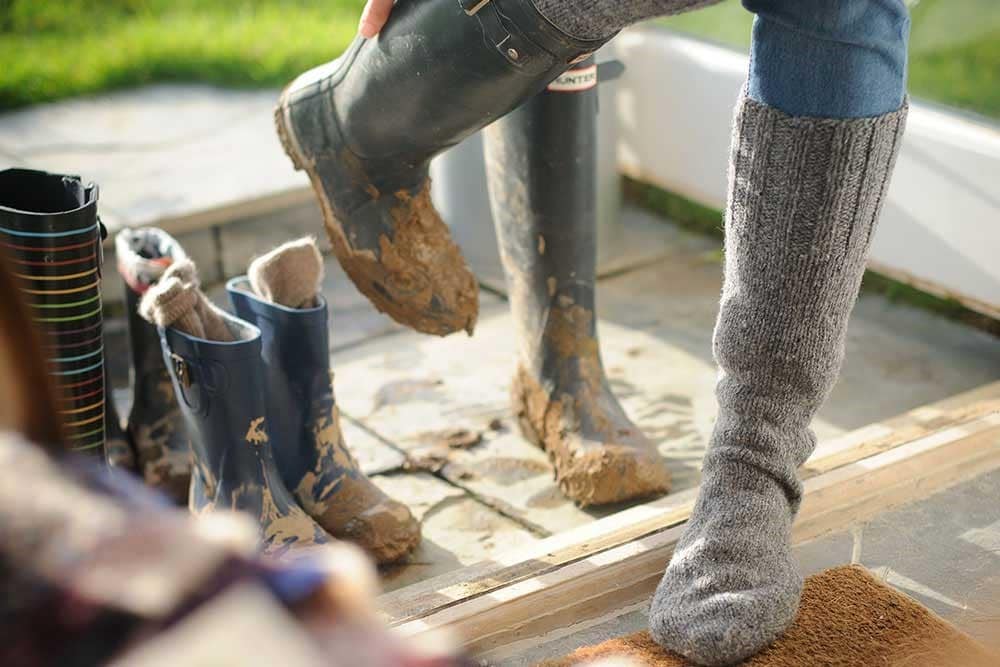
[358,0,394,39]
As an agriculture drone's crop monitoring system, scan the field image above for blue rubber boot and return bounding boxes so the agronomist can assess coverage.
[159,309,334,560]
[228,277,421,564]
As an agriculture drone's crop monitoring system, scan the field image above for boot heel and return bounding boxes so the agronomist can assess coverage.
[274,103,305,172]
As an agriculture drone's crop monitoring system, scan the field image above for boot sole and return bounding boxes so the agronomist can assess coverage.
[274,93,478,337]
[274,97,307,172]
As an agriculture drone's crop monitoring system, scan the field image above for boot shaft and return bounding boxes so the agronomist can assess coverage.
[125,284,167,405]
[226,278,333,485]
[300,0,603,162]
[160,309,333,553]
[486,57,599,304]
[116,228,190,411]
[159,313,274,498]
[484,60,604,383]
[0,168,106,455]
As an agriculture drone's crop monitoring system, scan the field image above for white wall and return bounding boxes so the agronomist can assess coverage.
[615,27,1000,319]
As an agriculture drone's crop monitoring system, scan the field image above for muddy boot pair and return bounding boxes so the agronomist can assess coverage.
[139,237,419,562]
[278,2,668,505]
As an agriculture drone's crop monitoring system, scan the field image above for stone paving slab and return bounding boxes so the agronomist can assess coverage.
[597,240,1000,433]
[0,85,300,233]
[330,299,717,535]
[372,472,539,593]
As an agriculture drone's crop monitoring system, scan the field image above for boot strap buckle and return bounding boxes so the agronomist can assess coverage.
[171,353,192,389]
[464,0,540,69]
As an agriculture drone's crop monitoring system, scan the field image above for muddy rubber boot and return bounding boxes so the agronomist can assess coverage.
[158,309,334,560]
[115,228,193,503]
[0,168,109,456]
[227,278,421,563]
[275,0,610,337]
[483,60,670,506]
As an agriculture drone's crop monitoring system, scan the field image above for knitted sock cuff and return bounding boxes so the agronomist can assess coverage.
[138,259,235,342]
[728,93,908,257]
[248,237,324,309]
[139,274,201,332]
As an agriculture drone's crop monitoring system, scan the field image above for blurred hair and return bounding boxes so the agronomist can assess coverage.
[0,249,64,451]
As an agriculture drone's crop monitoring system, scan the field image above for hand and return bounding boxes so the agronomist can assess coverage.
[358,0,393,38]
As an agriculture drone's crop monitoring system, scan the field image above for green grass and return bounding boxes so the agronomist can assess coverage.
[0,0,364,109]
[661,0,1000,119]
[623,177,1000,336]
[2,0,998,118]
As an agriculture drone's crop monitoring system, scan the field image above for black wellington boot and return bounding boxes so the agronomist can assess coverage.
[227,277,421,563]
[115,228,193,503]
[0,169,107,456]
[275,0,610,337]
[483,59,671,506]
[159,310,334,559]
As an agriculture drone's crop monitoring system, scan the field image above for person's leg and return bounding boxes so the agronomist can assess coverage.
[531,0,723,40]
[746,0,909,118]
[648,1,910,665]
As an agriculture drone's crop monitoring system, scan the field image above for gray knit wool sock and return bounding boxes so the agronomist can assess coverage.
[531,0,722,40]
[248,237,324,309]
[648,94,907,666]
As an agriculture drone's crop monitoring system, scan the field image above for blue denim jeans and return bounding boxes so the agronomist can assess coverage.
[743,0,910,118]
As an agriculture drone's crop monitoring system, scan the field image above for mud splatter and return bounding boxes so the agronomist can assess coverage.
[474,456,550,485]
[294,403,421,564]
[373,377,445,411]
[418,427,483,450]
[132,414,192,505]
[245,417,268,445]
[544,301,601,361]
[256,481,329,557]
[403,452,450,474]
[526,486,568,509]
[319,176,478,337]
[509,297,671,506]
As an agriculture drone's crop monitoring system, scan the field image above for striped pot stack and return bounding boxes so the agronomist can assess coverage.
[0,169,106,455]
